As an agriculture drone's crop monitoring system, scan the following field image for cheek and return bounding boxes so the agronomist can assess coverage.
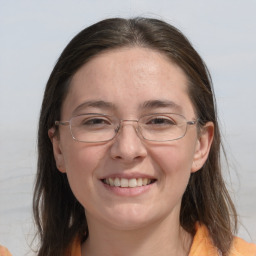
[63,142,108,171]
[151,142,195,171]
[62,144,108,199]
[146,142,196,214]
[148,140,196,186]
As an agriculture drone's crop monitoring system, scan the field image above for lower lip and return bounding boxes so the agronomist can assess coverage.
[101,182,155,196]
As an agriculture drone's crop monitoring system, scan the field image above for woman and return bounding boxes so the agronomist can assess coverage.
[1,17,255,256]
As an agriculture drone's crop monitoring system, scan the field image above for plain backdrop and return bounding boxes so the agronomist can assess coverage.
[0,1,255,255]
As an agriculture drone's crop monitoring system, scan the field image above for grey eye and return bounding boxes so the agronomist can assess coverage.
[147,118,175,125]
[83,118,111,126]
[145,116,177,126]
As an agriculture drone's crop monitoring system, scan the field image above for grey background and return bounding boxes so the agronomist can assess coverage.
[0,1,255,255]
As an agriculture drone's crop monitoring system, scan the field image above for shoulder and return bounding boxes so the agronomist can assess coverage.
[229,236,256,256]
[189,223,256,256]
[0,245,12,256]
[189,223,220,255]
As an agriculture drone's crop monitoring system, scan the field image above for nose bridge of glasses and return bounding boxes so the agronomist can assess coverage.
[117,119,140,135]
[121,119,138,124]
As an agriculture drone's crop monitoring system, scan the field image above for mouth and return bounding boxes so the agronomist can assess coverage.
[101,177,157,188]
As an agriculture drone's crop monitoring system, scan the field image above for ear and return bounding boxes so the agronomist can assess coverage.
[48,127,66,173]
[191,122,214,173]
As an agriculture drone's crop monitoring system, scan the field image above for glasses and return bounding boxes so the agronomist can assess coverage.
[55,113,198,143]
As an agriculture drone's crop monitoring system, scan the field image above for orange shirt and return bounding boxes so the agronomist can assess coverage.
[0,246,11,256]
[189,223,256,256]
[1,224,256,255]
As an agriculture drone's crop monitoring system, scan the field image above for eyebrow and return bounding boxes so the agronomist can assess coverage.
[72,99,182,116]
[140,99,182,112]
[72,100,115,115]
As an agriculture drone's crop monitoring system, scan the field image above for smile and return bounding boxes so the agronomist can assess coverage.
[102,177,156,188]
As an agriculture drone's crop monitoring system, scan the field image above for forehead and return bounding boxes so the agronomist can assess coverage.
[62,47,194,118]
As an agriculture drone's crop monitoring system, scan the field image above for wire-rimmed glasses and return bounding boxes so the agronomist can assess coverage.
[55,113,198,143]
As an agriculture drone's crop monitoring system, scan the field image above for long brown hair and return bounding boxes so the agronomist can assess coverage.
[33,17,237,255]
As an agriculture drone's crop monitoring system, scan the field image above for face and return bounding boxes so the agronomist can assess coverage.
[50,47,213,231]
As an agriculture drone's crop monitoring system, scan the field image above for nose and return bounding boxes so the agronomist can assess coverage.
[110,120,147,163]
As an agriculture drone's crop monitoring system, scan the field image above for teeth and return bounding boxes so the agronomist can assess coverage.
[121,178,129,187]
[142,178,148,186]
[109,178,114,186]
[137,178,142,186]
[114,177,121,187]
[128,178,137,188]
[103,177,154,188]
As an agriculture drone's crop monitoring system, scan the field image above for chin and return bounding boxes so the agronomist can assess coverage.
[101,204,159,230]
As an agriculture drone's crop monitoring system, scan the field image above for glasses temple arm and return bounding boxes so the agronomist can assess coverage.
[55,121,70,126]
[187,118,200,125]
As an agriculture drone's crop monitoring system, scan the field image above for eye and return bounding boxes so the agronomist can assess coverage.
[82,118,111,126]
[73,115,113,129]
[146,116,176,126]
[81,117,111,127]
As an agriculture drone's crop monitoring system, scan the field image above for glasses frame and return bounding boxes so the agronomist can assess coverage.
[55,113,198,143]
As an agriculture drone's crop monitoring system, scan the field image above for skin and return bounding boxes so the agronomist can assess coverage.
[49,47,214,256]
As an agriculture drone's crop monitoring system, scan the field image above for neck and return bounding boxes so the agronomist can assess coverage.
[82,213,192,256]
